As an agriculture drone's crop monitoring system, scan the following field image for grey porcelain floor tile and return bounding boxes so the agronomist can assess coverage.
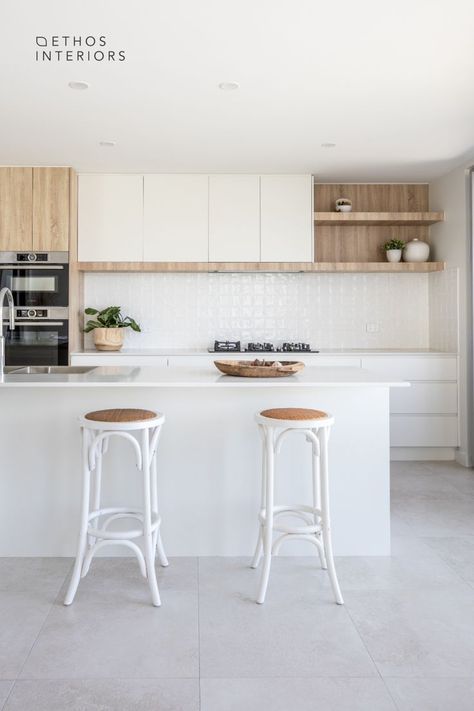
[334,536,464,592]
[384,677,474,711]
[390,462,464,496]
[0,592,54,679]
[198,558,377,678]
[390,513,414,537]
[20,593,198,679]
[422,536,474,583]
[345,586,474,677]
[0,682,13,710]
[200,677,397,711]
[4,679,199,711]
[59,557,197,605]
[391,491,474,537]
[0,558,72,595]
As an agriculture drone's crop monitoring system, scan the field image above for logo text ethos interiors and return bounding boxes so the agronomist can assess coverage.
[35,36,126,62]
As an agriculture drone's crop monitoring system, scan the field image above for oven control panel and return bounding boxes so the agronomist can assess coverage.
[16,253,49,262]
[16,308,48,319]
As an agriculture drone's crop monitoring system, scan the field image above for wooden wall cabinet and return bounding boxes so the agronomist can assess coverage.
[0,168,33,251]
[144,174,208,261]
[78,174,143,262]
[0,167,71,253]
[33,168,70,251]
[209,175,260,261]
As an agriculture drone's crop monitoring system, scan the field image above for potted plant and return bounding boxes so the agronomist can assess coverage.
[335,198,352,213]
[383,239,405,263]
[84,306,141,351]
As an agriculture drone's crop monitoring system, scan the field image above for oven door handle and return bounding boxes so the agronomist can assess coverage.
[0,265,64,270]
[3,321,66,327]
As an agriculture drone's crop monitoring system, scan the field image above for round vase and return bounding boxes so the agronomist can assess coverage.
[93,328,124,351]
[403,238,430,263]
[386,249,402,263]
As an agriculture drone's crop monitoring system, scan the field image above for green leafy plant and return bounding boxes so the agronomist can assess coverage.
[383,239,405,251]
[83,306,141,333]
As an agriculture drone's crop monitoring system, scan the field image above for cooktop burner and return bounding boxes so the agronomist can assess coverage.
[210,341,319,353]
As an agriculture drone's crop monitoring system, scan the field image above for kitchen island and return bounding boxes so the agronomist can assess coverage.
[0,366,407,557]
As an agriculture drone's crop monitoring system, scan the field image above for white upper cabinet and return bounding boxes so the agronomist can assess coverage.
[144,175,208,261]
[260,175,313,262]
[209,175,260,261]
[78,174,143,262]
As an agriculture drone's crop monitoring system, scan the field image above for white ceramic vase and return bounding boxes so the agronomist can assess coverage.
[386,249,402,263]
[93,328,124,351]
[403,238,430,262]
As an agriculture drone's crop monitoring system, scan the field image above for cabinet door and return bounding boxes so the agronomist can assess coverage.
[144,175,208,261]
[78,174,143,262]
[0,168,33,251]
[33,168,70,252]
[209,175,260,261]
[260,175,313,261]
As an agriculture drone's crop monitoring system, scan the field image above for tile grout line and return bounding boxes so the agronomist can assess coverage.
[0,681,15,711]
[197,556,201,711]
[12,561,74,685]
[342,603,402,710]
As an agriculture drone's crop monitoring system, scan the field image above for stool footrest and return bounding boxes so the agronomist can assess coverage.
[258,504,322,535]
[87,507,161,541]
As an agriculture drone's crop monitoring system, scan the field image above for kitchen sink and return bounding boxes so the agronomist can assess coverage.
[4,366,96,375]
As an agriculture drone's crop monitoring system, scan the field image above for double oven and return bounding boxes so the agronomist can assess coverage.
[0,252,69,366]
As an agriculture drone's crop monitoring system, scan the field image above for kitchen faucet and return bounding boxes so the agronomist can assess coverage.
[0,287,15,380]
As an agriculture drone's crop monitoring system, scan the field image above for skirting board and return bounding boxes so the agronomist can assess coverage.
[391,447,456,461]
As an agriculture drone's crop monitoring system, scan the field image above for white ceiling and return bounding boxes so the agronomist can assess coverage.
[2,0,474,180]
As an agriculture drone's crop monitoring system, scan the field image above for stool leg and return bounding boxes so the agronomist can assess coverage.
[142,429,161,607]
[311,429,327,570]
[64,428,92,606]
[319,427,344,605]
[87,432,103,551]
[151,427,168,568]
[257,427,274,604]
[251,424,266,569]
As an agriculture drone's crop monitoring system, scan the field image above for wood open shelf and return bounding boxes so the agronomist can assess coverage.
[314,211,444,226]
[76,261,445,274]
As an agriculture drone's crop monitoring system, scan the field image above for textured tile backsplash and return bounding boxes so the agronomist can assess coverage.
[83,270,458,351]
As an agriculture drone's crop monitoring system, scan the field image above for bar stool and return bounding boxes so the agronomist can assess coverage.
[64,408,168,607]
[251,407,344,605]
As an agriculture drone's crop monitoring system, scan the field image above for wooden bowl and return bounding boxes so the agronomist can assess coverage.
[214,359,305,378]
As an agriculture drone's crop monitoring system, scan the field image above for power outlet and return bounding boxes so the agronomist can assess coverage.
[366,323,380,333]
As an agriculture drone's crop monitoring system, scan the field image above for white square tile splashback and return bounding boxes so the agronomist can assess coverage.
[83,270,455,351]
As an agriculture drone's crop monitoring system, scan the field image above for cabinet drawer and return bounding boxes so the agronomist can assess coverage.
[361,356,457,381]
[390,383,457,414]
[305,356,361,368]
[390,415,458,447]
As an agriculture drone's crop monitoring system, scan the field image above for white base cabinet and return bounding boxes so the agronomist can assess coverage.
[71,350,459,454]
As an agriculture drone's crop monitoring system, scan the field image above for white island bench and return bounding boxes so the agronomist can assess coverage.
[0,366,407,557]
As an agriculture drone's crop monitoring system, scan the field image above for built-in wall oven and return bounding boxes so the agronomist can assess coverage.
[0,252,68,307]
[0,252,69,365]
[4,307,69,366]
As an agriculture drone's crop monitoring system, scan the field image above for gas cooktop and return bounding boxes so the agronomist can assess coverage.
[210,340,319,353]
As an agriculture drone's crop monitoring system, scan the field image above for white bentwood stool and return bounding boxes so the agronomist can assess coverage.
[251,407,344,605]
[64,408,168,607]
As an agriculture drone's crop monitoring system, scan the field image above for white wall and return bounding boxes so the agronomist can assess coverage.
[83,271,437,351]
[430,165,471,465]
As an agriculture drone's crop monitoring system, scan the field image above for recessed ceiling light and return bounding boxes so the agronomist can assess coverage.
[321,142,336,148]
[99,140,116,148]
[218,81,240,91]
[68,80,89,91]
